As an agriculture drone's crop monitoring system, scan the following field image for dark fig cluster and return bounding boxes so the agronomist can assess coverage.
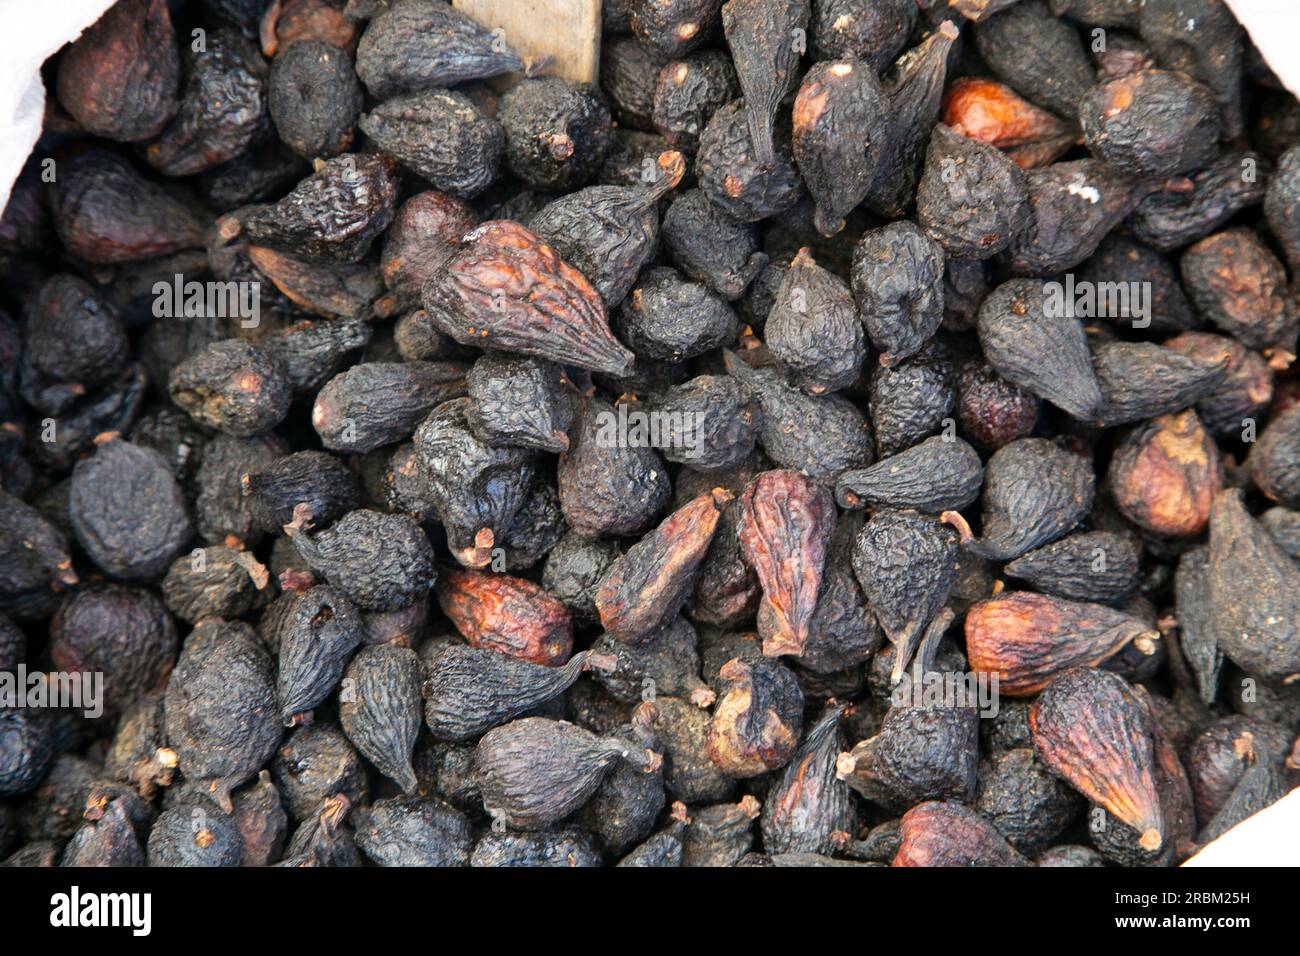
[0,0,1296,873]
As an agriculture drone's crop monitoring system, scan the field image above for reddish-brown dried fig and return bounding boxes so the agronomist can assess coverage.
[435,569,573,667]
[706,658,805,777]
[941,77,1079,169]
[56,0,180,143]
[966,592,1160,696]
[596,488,733,644]
[736,470,836,657]
[421,220,635,376]
[1030,668,1164,852]
[1109,410,1222,538]
[893,801,1030,867]
[760,705,855,856]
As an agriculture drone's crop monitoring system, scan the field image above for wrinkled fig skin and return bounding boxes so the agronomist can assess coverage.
[288,510,436,612]
[1109,410,1223,539]
[976,747,1083,856]
[791,59,888,236]
[498,78,614,192]
[765,249,864,394]
[56,0,179,142]
[435,569,574,667]
[353,795,472,867]
[274,585,365,725]
[869,346,956,459]
[839,696,980,813]
[661,189,769,300]
[617,267,741,363]
[543,532,623,627]
[653,51,739,150]
[558,397,673,539]
[163,621,282,813]
[1128,150,1268,253]
[722,0,811,168]
[973,0,1095,119]
[355,0,526,99]
[945,438,1096,561]
[760,706,855,855]
[865,21,959,219]
[1091,341,1230,428]
[1187,717,1293,825]
[579,704,666,852]
[966,592,1158,696]
[977,279,1103,422]
[474,718,659,830]
[168,339,292,437]
[1175,546,1225,706]
[465,354,575,455]
[835,436,983,514]
[737,470,836,657]
[893,801,1030,867]
[1250,403,1300,510]
[415,398,537,568]
[1265,146,1300,273]
[49,149,209,264]
[0,491,77,621]
[650,375,762,473]
[916,125,1032,261]
[143,28,268,178]
[1207,490,1300,684]
[852,222,946,367]
[1002,161,1168,277]
[242,451,361,534]
[631,0,721,59]
[796,512,882,674]
[707,658,805,777]
[312,361,468,454]
[1079,70,1220,180]
[340,644,423,793]
[422,221,634,376]
[696,98,806,223]
[592,616,715,706]
[596,489,732,644]
[268,40,364,161]
[239,153,401,263]
[851,510,959,682]
[425,646,597,742]
[1165,331,1274,438]
[147,805,243,867]
[1139,0,1245,138]
[723,351,874,479]
[51,583,179,719]
[20,275,129,416]
[472,827,604,868]
[360,90,504,200]
[530,151,686,307]
[0,710,54,797]
[1181,228,1297,354]
[1030,668,1165,853]
[1003,531,1141,606]
[69,440,194,582]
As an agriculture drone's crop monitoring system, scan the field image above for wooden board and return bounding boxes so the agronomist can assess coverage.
[453,0,602,85]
